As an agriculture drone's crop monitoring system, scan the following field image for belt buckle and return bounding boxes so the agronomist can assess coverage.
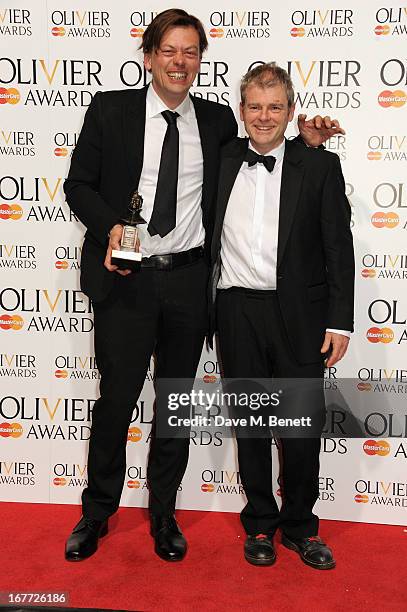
[156,255,171,271]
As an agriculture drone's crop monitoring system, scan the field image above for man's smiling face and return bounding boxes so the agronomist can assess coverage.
[144,26,201,109]
[240,83,295,154]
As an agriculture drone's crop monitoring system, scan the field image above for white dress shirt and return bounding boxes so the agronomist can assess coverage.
[137,85,204,257]
[219,140,285,290]
[218,138,350,338]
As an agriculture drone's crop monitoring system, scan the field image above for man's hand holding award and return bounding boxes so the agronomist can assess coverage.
[106,191,146,275]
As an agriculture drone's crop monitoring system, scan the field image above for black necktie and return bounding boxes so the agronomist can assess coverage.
[245,148,276,173]
[148,110,179,237]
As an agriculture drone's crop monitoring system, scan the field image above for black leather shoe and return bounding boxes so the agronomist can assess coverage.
[244,534,276,566]
[281,534,336,569]
[65,517,108,561]
[150,515,187,562]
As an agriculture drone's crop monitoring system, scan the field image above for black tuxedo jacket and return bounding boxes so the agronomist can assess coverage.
[64,86,237,302]
[210,137,355,364]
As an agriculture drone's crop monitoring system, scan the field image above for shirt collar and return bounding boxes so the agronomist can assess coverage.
[248,139,285,165]
[146,83,192,122]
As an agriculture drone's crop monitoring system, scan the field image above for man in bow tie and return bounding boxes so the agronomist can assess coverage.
[210,62,354,569]
[63,6,348,564]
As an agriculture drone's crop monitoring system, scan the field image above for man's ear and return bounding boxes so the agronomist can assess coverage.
[239,102,244,122]
[144,53,152,73]
[288,103,295,122]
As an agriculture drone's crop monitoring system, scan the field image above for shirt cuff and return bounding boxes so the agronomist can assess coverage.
[326,328,351,338]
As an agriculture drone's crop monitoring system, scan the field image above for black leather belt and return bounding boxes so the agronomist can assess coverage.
[141,246,204,270]
[221,287,277,298]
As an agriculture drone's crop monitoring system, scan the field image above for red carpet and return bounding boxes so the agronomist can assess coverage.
[0,503,405,611]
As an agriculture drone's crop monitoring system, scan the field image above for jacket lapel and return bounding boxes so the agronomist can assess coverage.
[211,138,248,261]
[122,86,148,191]
[191,96,217,215]
[191,96,211,167]
[277,139,304,268]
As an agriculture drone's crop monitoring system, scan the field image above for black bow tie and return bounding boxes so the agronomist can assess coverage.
[245,149,276,173]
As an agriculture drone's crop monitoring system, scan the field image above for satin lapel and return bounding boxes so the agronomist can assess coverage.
[277,140,304,269]
[191,96,215,213]
[122,86,148,190]
[211,140,247,261]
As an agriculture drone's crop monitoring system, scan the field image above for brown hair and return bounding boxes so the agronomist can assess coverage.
[140,9,208,57]
[240,62,295,108]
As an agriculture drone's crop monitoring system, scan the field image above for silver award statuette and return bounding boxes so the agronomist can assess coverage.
[111,191,146,271]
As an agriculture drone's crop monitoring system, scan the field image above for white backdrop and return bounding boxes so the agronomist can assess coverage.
[1,0,407,525]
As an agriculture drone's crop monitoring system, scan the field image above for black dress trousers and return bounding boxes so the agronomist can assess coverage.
[82,258,208,520]
[217,288,325,539]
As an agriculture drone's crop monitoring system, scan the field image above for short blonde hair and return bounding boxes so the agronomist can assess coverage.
[240,62,295,107]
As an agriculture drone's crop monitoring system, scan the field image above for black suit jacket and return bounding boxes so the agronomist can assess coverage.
[210,137,355,364]
[64,86,237,302]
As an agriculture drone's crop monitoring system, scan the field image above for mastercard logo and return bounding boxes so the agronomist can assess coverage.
[371,212,399,228]
[361,269,376,278]
[127,426,142,442]
[51,27,65,36]
[210,28,224,38]
[378,90,407,108]
[0,314,24,331]
[127,480,140,489]
[374,25,390,35]
[0,204,23,220]
[53,477,67,485]
[290,27,305,37]
[0,422,23,438]
[357,382,372,391]
[55,369,68,379]
[366,327,394,343]
[54,147,68,157]
[130,27,144,38]
[355,494,369,503]
[55,260,69,269]
[0,87,20,105]
[201,483,215,492]
[363,439,390,456]
[367,151,382,160]
[203,374,217,383]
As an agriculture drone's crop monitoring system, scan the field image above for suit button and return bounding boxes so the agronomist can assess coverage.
[277,275,283,280]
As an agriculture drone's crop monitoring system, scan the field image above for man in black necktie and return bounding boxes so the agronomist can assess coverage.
[64,8,236,563]
[63,9,346,563]
[210,63,354,569]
